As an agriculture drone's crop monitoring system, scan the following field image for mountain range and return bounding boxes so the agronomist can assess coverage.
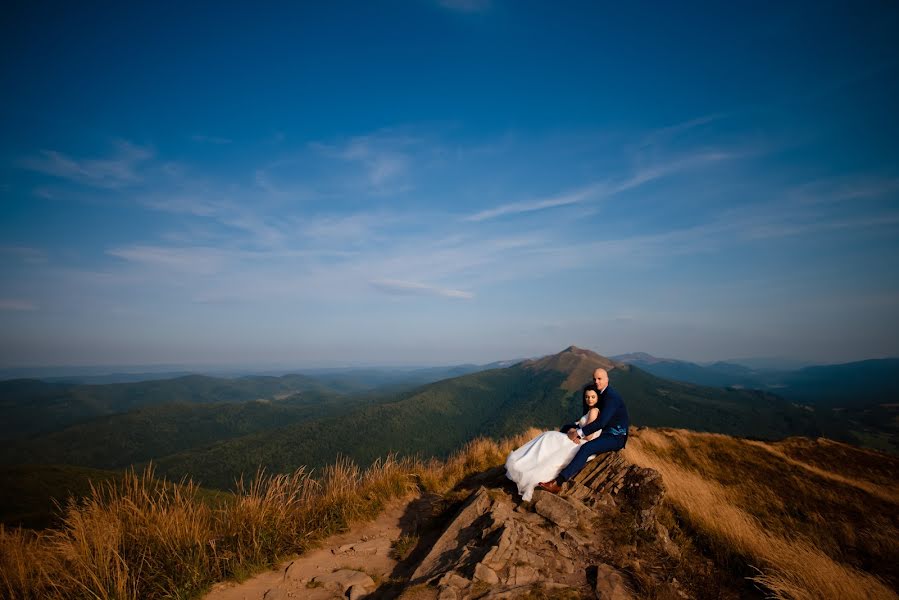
[4,346,828,490]
[611,351,899,407]
[2,345,897,523]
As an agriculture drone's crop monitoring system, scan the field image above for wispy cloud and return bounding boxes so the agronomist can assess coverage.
[436,0,491,12]
[190,134,233,145]
[297,211,401,241]
[142,195,226,218]
[311,133,415,190]
[465,151,735,222]
[14,125,894,336]
[369,278,474,299]
[141,194,286,248]
[790,175,899,205]
[0,299,38,311]
[17,140,153,188]
[634,114,728,151]
[741,212,899,240]
[0,246,48,265]
[107,245,229,274]
[465,183,606,222]
[616,151,734,192]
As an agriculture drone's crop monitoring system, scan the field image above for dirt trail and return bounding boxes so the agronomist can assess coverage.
[203,498,412,600]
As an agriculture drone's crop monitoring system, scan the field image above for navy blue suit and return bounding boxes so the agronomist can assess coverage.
[558,385,629,482]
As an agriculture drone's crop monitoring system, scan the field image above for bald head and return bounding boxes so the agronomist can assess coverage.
[593,368,609,392]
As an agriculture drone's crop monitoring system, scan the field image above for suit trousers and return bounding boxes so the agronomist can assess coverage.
[558,434,627,482]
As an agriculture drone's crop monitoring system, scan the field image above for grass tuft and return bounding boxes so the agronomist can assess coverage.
[390,534,419,561]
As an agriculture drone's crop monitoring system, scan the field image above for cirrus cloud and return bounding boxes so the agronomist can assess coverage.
[369,278,474,299]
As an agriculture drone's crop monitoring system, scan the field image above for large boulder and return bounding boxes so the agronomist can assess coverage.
[404,454,664,598]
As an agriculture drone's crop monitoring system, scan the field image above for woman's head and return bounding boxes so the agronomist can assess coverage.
[582,384,600,414]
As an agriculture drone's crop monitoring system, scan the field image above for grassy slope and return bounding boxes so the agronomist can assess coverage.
[4,427,895,600]
[623,428,899,599]
[0,436,529,600]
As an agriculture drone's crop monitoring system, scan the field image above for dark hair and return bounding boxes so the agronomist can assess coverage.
[582,384,600,415]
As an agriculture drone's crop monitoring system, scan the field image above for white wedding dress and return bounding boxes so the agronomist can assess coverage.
[505,414,600,501]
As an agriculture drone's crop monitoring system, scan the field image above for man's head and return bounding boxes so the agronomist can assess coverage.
[593,368,609,391]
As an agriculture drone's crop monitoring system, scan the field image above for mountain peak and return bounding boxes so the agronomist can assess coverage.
[524,346,622,392]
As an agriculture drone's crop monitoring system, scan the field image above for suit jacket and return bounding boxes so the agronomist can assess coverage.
[580,385,629,438]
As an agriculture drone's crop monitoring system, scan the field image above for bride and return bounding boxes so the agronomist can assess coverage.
[505,385,601,501]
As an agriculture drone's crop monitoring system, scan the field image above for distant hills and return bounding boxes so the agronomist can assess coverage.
[612,352,899,407]
[613,352,899,454]
[3,346,896,498]
[5,347,820,490]
[612,352,767,388]
[0,373,335,440]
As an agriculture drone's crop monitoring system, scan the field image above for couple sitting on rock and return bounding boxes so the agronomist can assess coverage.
[505,368,630,501]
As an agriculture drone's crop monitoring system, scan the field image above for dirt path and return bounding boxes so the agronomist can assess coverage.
[203,498,414,600]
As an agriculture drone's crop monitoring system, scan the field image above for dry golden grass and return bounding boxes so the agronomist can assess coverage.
[0,435,528,600]
[623,428,899,600]
[415,431,533,495]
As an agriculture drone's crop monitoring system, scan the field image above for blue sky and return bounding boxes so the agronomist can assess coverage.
[1,1,898,367]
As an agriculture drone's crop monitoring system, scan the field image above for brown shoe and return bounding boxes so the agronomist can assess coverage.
[538,480,562,494]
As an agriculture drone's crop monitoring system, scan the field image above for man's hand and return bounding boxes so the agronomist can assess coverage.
[567,429,580,444]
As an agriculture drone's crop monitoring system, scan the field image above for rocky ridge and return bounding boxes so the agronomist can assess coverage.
[406,450,668,599]
[207,444,696,600]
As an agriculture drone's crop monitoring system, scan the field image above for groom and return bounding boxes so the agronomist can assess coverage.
[539,367,630,494]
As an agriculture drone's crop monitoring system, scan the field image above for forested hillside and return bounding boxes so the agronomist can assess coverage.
[617,353,899,453]
[150,347,820,489]
[2,393,347,469]
[0,374,333,439]
[1,347,830,494]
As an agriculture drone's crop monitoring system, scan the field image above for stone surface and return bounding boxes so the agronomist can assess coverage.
[310,569,374,593]
[411,486,492,581]
[438,572,471,589]
[347,584,368,600]
[438,586,459,600]
[474,563,499,584]
[397,451,663,600]
[506,564,539,585]
[621,468,665,532]
[331,540,380,556]
[594,563,633,600]
[532,490,581,529]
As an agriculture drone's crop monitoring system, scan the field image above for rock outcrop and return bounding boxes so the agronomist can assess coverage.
[406,451,665,599]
